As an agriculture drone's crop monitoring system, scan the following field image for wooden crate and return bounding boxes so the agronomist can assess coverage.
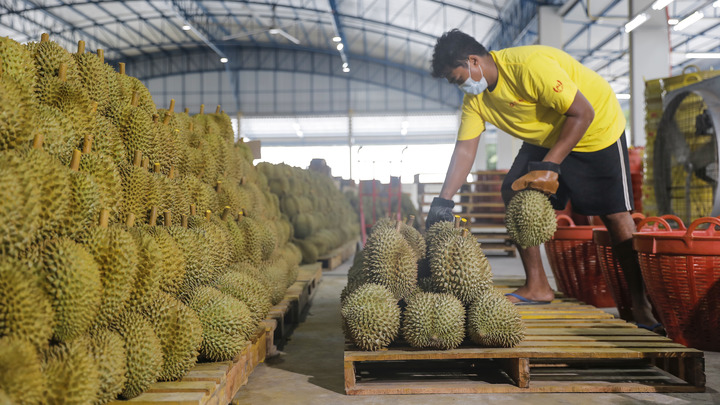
[109,326,268,405]
[344,297,705,395]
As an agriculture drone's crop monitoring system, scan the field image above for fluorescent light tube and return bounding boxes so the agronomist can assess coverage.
[625,13,649,33]
[652,0,674,10]
[673,11,704,31]
[616,93,631,100]
[685,52,720,59]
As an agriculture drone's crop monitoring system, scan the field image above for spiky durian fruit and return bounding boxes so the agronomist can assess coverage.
[29,39,78,82]
[79,153,124,223]
[370,217,425,261]
[182,175,217,213]
[0,74,35,152]
[141,292,201,382]
[215,271,272,324]
[427,224,492,305]
[166,226,213,302]
[80,225,138,326]
[142,226,186,296]
[188,287,255,362]
[236,214,264,265]
[127,228,163,310]
[109,311,163,399]
[0,36,36,94]
[401,292,465,349]
[260,258,289,306]
[85,329,127,405]
[42,339,100,405]
[505,190,557,249]
[65,169,101,240]
[188,215,232,277]
[467,288,525,348]
[90,114,127,166]
[292,213,315,239]
[223,217,245,263]
[0,151,42,255]
[20,148,71,239]
[118,162,150,223]
[341,283,400,351]
[295,239,318,265]
[73,50,110,114]
[362,222,417,301]
[117,97,153,159]
[0,336,45,405]
[0,257,54,348]
[39,238,102,342]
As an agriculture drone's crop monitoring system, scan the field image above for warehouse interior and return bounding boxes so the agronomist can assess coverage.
[1,0,720,404]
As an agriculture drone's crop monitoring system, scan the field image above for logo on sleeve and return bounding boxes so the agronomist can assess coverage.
[553,80,563,93]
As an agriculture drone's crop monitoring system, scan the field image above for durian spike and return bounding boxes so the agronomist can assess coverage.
[204,210,211,221]
[119,63,125,75]
[99,209,110,228]
[133,150,142,167]
[184,108,189,114]
[168,99,176,113]
[82,135,93,154]
[395,221,402,232]
[77,40,85,55]
[189,204,196,216]
[41,33,50,42]
[58,63,67,82]
[181,214,188,228]
[149,207,158,226]
[126,213,136,228]
[152,114,159,124]
[69,150,82,171]
[199,104,205,115]
[97,49,104,63]
[407,215,415,225]
[215,181,222,193]
[131,92,139,108]
[153,163,160,173]
[215,105,221,114]
[168,166,175,179]
[221,206,231,221]
[141,156,149,170]
[32,133,44,150]
[164,211,171,227]
[454,215,461,229]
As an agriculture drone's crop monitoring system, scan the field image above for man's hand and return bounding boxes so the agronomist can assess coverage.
[511,161,561,194]
[425,197,455,230]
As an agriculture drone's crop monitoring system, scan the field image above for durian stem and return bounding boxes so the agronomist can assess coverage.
[82,135,93,154]
[153,163,160,173]
[141,156,149,170]
[69,150,81,171]
[190,204,197,216]
[221,110,225,115]
[90,101,98,115]
[221,206,231,221]
[162,112,171,125]
[168,99,176,113]
[126,213,136,228]
[205,210,211,221]
[168,166,175,179]
[99,209,109,228]
[152,114,159,123]
[58,63,67,82]
[0,60,3,77]
[237,211,244,221]
[32,133,44,150]
[407,215,415,225]
[41,33,49,42]
[133,150,142,167]
[461,228,469,237]
[184,107,189,114]
[119,63,125,75]
[199,104,205,115]
[77,40,85,55]
[189,122,194,132]
[454,215,461,229]
[215,105,221,114]
[461,218,468,228]
[164,211,171,227]
[149,207,158,226]
[240,176,246,185]
[215,180,222,193]
[97,49,104,63]
[181,214,188,228]
[395,220,402,231]
[131,92,139,108]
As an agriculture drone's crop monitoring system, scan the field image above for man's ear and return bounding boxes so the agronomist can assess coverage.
[468,55,480,66]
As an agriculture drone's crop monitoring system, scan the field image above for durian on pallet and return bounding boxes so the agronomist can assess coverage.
[343,296,705,395]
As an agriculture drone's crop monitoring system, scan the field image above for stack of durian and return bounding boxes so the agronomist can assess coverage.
[0,34,302,403]
[257,162,359,264]
[341,216,525,351]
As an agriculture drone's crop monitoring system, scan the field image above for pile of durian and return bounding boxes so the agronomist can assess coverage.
[257,162,360,264]
[341,216,525,351]
[0,35,302,403]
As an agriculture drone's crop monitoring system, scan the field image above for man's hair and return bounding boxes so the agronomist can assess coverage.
[431,29,489,78]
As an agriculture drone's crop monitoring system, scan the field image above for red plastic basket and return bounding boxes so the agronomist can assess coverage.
[544,215,616,308]
[633,216,720,350]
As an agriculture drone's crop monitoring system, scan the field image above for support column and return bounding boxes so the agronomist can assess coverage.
[538,5,563,49]
[629,1,670,147]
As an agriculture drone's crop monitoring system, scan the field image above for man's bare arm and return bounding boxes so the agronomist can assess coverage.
[439,136,481,199]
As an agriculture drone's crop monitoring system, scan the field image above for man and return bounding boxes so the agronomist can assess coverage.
[425,29,660,332]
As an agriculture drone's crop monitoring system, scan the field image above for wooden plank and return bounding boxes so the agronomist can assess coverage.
[497,358,530,388]
[109,392,207,404]
[344,361,357,391]
[146,381,217,395]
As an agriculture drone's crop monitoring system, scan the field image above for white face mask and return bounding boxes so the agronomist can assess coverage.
[459,61,488,95]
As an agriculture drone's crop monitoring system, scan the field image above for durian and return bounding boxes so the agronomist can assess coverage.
[215,271,272,324]
[341,283,400,351]
[142,226,186,296]
[166,225,213,302]
[109,311,163,399]
[126,228,163,310]
[0,74,35,152]
[467,288,526,348]
[85,329,127,405]
[0,336,45,405]
[79,153,124,223]
[0,150,42,255]
[362,222,417,300]
[505,190,557,249]
[42,339,101,405]
[401,292,465,349]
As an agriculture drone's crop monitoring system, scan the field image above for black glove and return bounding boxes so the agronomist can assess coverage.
[425,197,455,230]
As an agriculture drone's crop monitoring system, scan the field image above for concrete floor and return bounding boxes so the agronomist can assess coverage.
[233,251,720,405]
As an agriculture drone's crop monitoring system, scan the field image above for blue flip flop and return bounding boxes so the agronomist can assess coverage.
[636,323,666,335]
[505,293,551,306]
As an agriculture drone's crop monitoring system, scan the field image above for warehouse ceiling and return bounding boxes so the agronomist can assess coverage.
[1,0,719,114]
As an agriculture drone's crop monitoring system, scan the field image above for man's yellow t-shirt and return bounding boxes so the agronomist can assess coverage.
[457,45,625,152]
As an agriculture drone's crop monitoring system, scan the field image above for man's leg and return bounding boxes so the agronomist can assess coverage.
[599,211,659,327]
[506,245,555,303]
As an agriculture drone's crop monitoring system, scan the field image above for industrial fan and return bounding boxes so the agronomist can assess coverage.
[654,75,720,224]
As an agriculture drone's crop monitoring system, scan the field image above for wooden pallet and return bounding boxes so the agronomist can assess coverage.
[109,326,267,405]
[344,297,705,395]
[319,239,359,271]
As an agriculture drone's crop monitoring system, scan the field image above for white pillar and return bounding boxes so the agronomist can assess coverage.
[538,5,563,49]
[629,1,670,147]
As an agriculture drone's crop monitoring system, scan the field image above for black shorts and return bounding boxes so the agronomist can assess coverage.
[501,132,634,216]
